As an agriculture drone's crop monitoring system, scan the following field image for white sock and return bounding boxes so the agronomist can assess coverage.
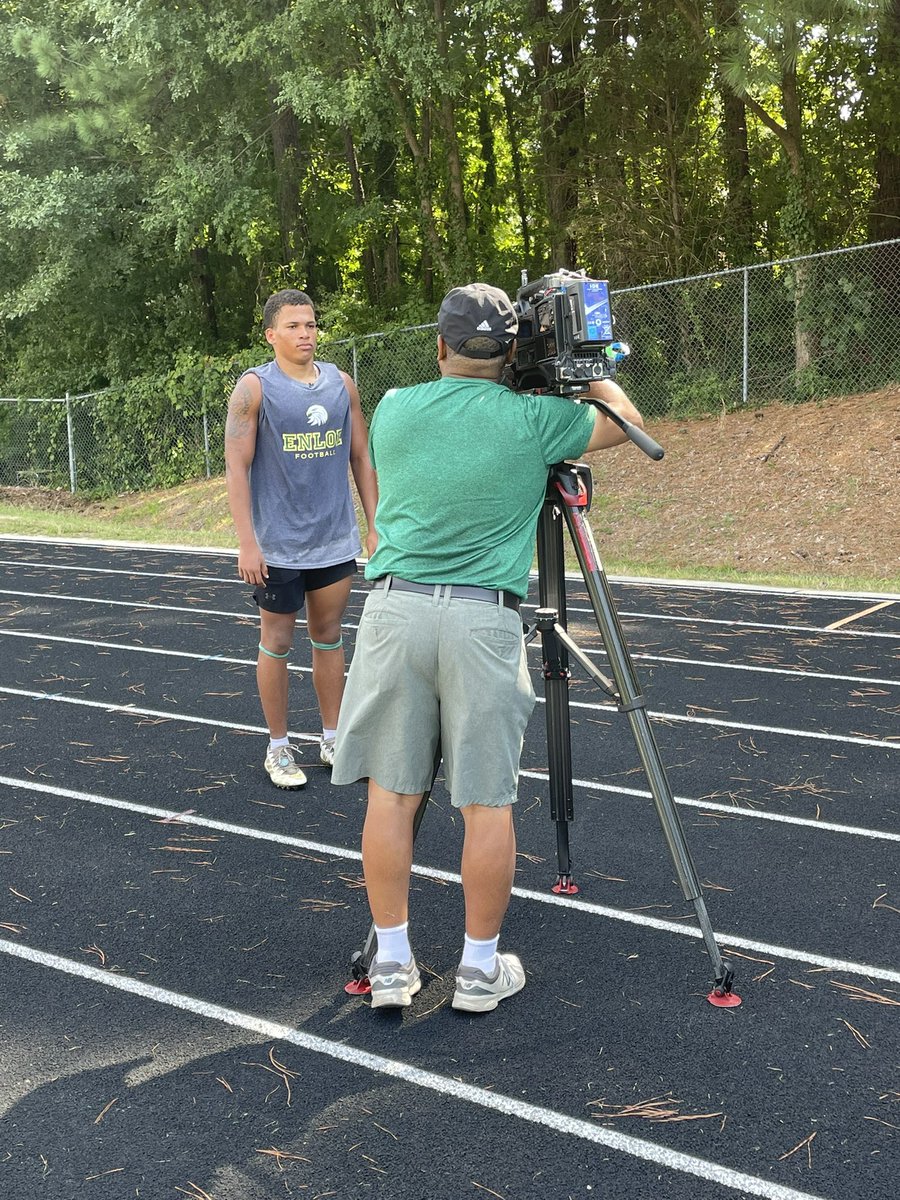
[460,934,498,973]
[322,727,337,741]
[374,922,411,965]
[268,736,289,751]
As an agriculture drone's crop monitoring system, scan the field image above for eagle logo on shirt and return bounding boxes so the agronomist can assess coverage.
[306,404,329,426]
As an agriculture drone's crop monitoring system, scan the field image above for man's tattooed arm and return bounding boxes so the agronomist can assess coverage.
[225,377,259,443]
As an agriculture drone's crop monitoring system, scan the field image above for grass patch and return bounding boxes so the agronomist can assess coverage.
[555,543,898,593]
[2,489,897,595]
[0,504,233,548]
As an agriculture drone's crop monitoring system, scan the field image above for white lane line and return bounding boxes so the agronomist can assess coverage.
[2,684,896,752]
[2,682,895,752]
[2,585,897,640]
[5,626,898,689]
[3,535,897,602]
[4,736,899,848]
[0,535,234,556]
[0,586,253,620]
[0,686,297,738]
[608,574,900,602]
[534,642,900,688]
[517,770,900,845]
[0,556,374,602]
[533,695,897,749]
[0,629,312,676]
[0,557,239,584]
[0,938,827,1200]
[3,774,899,988]
[564,606,900,640]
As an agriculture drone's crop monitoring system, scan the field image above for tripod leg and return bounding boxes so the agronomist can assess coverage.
[543,463,738,1004]
[345,747,441,995]
[563,503,739,1004]
[535,499,578,893]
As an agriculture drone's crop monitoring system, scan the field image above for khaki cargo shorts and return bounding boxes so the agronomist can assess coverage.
[332,585,536,807]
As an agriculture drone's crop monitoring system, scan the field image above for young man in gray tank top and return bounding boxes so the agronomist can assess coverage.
[225,289,378,789]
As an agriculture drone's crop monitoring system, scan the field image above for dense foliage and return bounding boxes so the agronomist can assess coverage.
[1,0,898,397]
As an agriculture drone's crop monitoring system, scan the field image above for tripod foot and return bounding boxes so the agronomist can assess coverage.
[552,874,579,895]
[706,959,741,1007]
[708,989,742,1007]
[344,949,372,995]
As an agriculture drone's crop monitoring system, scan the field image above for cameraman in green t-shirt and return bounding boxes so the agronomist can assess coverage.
[332,282,644,1013]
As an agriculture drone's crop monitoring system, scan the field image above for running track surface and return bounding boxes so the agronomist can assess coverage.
[0,536,897,1200]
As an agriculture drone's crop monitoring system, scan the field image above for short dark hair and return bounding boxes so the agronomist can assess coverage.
[263,289,316,329]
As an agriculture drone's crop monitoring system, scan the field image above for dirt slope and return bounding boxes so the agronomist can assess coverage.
[584,386,899,587]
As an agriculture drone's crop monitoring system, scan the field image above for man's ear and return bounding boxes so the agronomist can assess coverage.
[437,334,449,361]
[265,327,276,347]
[505,339,517,363]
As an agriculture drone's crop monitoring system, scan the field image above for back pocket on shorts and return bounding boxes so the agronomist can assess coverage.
[468,626,522,662]
[360,603,411,643]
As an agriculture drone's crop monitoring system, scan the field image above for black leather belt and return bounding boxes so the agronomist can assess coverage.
[379,575,520,612]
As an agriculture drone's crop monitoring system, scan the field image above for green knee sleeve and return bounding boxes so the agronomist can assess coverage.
[258,643,290,660]
[310,637,343,651]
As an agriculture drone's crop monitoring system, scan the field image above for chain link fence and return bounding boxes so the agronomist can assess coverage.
[609,239,900,418]
[0,383,221,495]
[2,239,897,494]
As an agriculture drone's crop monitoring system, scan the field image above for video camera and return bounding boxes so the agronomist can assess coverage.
[505,269,629,395]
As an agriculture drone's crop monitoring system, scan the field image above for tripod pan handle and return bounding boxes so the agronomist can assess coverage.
[621,419,665,461]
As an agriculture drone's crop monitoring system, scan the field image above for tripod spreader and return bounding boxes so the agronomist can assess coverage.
[534,608,618,702]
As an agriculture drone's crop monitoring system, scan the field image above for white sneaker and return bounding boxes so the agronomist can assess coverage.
[319,736,336,767]
[369,958,421,1009]
[452,952,525,1013]
[264,744,307,789]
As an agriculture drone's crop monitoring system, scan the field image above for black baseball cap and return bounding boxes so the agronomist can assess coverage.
[437,283,518,359]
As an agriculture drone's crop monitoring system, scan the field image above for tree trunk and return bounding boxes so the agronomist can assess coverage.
[713,1,753,264]
[531,0,584,269]
[780,60,814,372]
[867,0,900,242]
[267,90,306,270]
[863,0,900,348]
[664,89,686,274]
[473,38,499,263]
[371,142,402,297]
[343,127,380,307]
[419,102,437,302]
[719,87,754,262]
[738,47,813,373]
[190,246,218,346]
[386,79,449,285]
[501,76,532,270]
[432,0,470,274]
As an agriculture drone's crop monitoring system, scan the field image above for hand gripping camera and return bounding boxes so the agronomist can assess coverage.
[505,268,629,396]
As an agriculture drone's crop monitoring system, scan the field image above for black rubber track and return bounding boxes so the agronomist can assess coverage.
[1,539,897,1200]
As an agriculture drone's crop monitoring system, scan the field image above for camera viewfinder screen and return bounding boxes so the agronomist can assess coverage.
[582,280,613,342]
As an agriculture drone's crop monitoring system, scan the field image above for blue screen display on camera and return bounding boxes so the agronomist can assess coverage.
[582,280,613,342]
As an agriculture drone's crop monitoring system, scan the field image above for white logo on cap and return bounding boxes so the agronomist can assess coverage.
[476,319,493,331]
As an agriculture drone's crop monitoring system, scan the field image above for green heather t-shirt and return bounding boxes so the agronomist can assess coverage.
[365,376,596,599]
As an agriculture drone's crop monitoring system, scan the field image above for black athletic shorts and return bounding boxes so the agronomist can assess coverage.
[252,560,357,615]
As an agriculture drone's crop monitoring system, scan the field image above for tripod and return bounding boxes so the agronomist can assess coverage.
[346,402,739,1007]
[532,457,738,1005]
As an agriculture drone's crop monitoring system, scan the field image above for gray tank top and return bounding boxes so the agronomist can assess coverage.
[243,359,361,568]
